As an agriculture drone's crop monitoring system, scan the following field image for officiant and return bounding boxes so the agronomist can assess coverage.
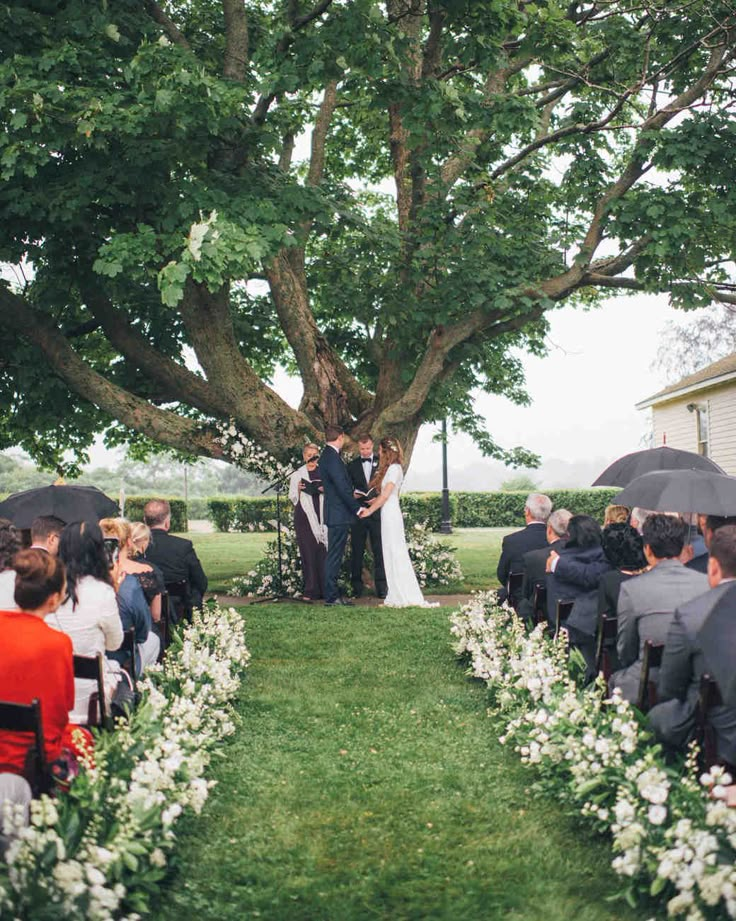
[347,434,388,598]
[289,443,328,602]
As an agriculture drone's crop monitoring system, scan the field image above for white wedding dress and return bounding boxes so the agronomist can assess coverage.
[380,464,439,608]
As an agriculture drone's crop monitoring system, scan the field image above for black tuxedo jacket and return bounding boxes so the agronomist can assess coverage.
[516,538,565,619]
[347,455,381,515]
[496,522,549,599]
[145,528,208,604]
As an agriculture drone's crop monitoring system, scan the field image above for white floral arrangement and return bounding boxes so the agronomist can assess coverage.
[213,419,288,481]
[450,595,736,920]
[0,602,250,920]
[231,521,463,598]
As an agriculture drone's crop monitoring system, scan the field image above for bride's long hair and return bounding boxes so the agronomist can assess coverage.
[369,436,404,492]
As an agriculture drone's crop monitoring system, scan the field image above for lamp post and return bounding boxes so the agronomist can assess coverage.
[440,418,452,534]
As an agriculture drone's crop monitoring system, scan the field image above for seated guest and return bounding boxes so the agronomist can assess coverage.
[0,519,21,610]
[29,515,64,556]
[496,493,552,604]
[630,507,655,535]
[546,515,610,622]
[604,504,630,526]
[610,514,707,703]
[686,514,736,573]
[516,509,572,623]
[127,522,166,622]
[0,549,90,779]
[649,526,736,762]
[598,523,648,620]
[47,521,124,723]
[100,519,160,673]
[143,499,208,620]
[289,444,328,602]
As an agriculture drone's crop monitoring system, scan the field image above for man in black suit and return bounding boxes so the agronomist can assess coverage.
[496,493,552,603]
[516,508,571,622]
[686,514,736,573]
[347,434,387,598]
[649,525,736,764]
[143,499,208,617]
[320,424,362,606]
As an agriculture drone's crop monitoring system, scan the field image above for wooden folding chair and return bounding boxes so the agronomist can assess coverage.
[554,599,574,641]
[636,640,665,712]
[165,579,192,624]
[594,613,618,684]
[120,627,139,702]
[0,698,51,796]
[531,582,547,626]
[73,652,110,730]
[157,591,172,663]
[506,572,524,610]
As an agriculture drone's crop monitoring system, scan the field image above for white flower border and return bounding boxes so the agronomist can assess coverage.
[451,594,736,921]
[0,602,250,920]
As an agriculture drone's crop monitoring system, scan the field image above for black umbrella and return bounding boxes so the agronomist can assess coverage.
[592,446,724,487]
[698,582,736,708]
[613,469,736,516]
[0,484,119,528]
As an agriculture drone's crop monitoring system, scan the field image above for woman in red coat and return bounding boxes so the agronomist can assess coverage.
[0,549,89,777]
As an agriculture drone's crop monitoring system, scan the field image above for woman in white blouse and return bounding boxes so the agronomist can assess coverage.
[46,520,124,723]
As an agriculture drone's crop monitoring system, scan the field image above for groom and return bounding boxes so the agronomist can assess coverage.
[320,424,362,606]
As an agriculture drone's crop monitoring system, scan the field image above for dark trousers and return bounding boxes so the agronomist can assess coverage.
[325,524,350,603]
[350,516,387,596]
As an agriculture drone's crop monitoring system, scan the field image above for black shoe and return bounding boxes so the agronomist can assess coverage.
[352,587,364,598]
[324,598,354,606]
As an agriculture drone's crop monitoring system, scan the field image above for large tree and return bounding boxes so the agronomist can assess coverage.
[2,0,736,475]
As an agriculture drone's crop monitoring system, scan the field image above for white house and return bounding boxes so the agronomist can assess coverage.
[637,353,736,475]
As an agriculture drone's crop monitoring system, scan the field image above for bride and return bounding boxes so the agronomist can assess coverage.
[359,437,439,608]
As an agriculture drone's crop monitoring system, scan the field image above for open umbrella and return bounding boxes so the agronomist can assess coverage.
[697,582,736,708]
[0,484,119,528]
[613,469,736,517]
[592,446,724,487]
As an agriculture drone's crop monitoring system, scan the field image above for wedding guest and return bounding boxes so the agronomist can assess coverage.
[124,521,165,623]
[648,526,736,762]
[288,443,328,602]
[319,424,362,606]
[604,505,630,526]
[347,433,387,599]
[0,549,91,779]
[630,507,655,534]
[686,515,736,573]
[610,514,707,703]
[516,509,572,623]
[100,519,160,672]
[496,494,552,604]
[0,518,21,610]
[546,515,611,640]
[598,523,648,621]
[144,499,208,620]
[47,521,124,723]
[29,515,64,556]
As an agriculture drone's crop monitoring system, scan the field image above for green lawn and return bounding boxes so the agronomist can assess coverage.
[153,603,642,921]
[186,527,511,594]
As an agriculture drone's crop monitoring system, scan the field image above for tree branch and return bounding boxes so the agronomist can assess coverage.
[307,81,338,187]
[223,0,249,81]
[144,0,191,50]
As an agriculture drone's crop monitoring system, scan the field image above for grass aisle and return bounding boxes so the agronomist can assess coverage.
[155,604,640,921]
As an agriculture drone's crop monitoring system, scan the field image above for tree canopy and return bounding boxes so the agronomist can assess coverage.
[2,0,736,475]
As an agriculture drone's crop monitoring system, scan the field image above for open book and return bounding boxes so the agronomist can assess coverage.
[354,486,377,501]
[301,478,323,497]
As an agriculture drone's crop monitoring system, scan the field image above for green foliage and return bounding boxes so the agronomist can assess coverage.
[125,496,188,531]
[499,473,540,492]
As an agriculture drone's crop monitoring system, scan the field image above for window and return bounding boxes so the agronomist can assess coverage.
[696,405,709,456]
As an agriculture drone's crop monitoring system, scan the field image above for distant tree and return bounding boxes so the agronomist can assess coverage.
[499,473,539,493]
[654,305,736,383]
[3,2,736,477]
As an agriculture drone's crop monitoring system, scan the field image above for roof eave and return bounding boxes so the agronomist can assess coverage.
[636,369,736,410]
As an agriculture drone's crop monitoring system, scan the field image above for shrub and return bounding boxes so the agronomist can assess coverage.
[124,496,188,532]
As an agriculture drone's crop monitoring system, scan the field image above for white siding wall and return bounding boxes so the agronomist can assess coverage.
[651,383,736,475]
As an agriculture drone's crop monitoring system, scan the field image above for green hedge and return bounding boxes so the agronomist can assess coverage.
[124,496,188,532]
[207,489,620,532]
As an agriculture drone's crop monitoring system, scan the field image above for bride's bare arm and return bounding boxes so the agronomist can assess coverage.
[361,482,394,516]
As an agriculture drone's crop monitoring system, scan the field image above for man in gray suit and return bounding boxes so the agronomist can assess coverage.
[610,514,708,702]
[648,526,736,763]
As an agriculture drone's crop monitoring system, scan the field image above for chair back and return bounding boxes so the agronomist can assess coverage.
[595,613,618,683]
[0,698,50,795]
[121,627,138,699]
[157,591,173,663]
[636,640,665,712]
[73,653,110,729]
[165,579,193,624]
[695,674,728,771]
[554,599,574,640]
[506,572,524,609]
[531,583,547,626]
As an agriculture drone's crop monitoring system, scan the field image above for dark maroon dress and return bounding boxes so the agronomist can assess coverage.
[294,466,327,600]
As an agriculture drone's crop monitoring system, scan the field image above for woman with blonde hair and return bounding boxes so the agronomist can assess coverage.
[360,437,438,608]
[122,521,165,622]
